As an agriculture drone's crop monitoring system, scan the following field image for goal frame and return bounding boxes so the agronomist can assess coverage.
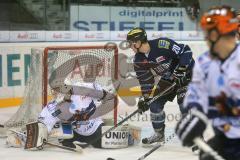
[43,45,118,125]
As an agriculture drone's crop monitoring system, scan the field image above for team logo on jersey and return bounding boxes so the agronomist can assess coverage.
[156,56,166,63]
[158,40,170,49]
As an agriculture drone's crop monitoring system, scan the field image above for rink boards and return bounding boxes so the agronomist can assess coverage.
[0,41,208,108]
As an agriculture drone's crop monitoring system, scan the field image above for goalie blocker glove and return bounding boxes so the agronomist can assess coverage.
[25,122,48,150]
[175,106,208,147]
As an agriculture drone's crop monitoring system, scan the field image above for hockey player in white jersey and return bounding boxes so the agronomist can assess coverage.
[7,82,113,150]
[175,6,240,160]
[40,82,105,148]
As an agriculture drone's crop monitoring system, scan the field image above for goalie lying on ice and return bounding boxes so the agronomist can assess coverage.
[6,82,140,150]
[7,82,110,149]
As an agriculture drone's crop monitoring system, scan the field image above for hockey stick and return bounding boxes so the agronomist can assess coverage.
[146,82,176,106]
[9,129,82,153]
[45,140,83,153]
[194,138,225,160]
[137,133,175,160]
[83,83,176,149]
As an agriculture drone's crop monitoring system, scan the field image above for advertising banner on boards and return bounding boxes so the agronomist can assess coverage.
[70,5,196,31]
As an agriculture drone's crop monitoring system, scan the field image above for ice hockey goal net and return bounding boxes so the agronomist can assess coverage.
[4,45,118,132]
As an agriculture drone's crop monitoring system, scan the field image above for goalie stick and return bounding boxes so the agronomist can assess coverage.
[9,129,83,153]
[81,82,176,149]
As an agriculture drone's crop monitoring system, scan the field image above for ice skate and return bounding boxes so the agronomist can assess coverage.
[142,127,165,146]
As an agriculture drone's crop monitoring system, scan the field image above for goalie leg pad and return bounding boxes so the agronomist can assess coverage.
[25,122,48,150]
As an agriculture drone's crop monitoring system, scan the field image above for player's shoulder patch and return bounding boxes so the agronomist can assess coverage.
[157,38,170,49]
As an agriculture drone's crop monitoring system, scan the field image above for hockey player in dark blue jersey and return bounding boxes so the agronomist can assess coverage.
[126,27,195,145]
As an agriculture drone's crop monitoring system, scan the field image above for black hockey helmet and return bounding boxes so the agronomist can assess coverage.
[127,27,147,43]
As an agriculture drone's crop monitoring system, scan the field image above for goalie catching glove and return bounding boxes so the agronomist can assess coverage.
[175,107,208,147]
[25,122,48,150]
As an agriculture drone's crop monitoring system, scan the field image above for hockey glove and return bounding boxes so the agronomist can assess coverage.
[175,108,207,147]
[173,66,190,87]
[138,96,151,114]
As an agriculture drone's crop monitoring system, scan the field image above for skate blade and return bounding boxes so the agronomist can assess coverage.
[141,141,164,148]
